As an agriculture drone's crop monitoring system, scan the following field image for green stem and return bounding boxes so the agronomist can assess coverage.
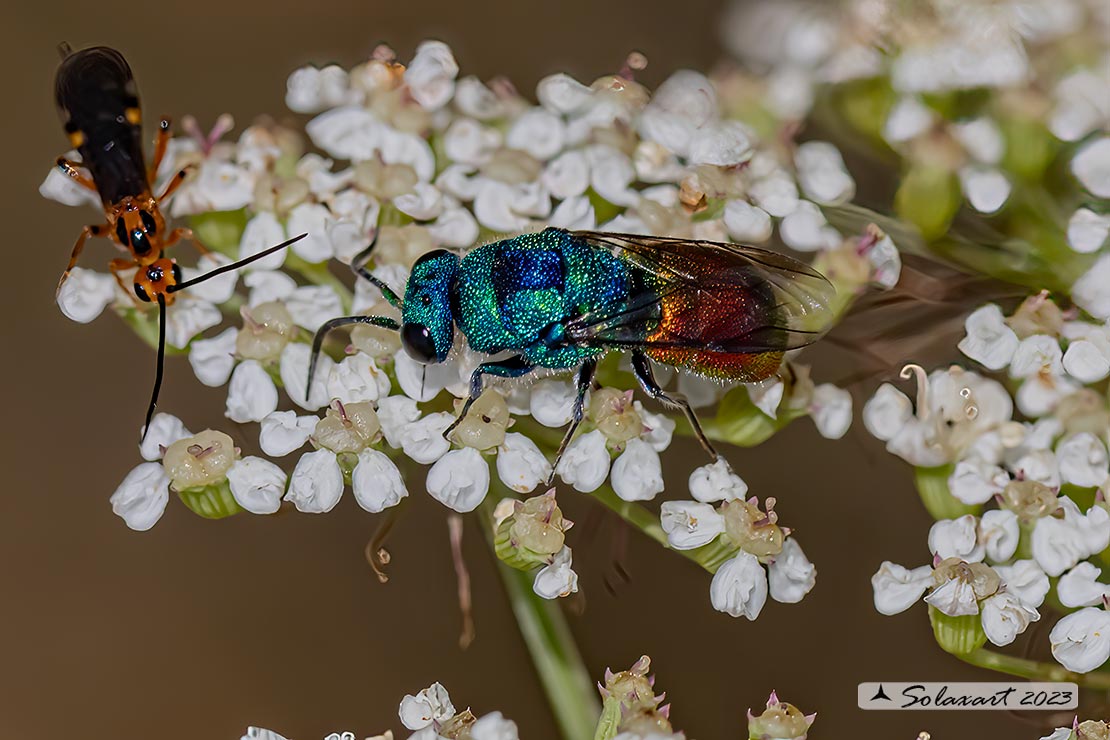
[480,501,600,740]
[958,648,1110,690]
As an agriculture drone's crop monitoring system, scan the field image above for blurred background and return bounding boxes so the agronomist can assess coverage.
[0,0,1057,737]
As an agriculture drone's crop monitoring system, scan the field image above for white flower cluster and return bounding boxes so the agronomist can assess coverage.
[661,459,816,619]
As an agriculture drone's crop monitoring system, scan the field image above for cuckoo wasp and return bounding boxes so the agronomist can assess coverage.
[52,44,305,437]
[308,228,833,473]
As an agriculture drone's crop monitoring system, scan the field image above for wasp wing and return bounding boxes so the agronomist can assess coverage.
[562,230,835,356]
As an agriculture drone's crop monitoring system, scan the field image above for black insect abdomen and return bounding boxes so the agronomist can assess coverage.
[55,46,149,205]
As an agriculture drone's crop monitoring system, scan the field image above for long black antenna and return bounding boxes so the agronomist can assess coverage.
[141,294,168,443]
[167,233,308,294]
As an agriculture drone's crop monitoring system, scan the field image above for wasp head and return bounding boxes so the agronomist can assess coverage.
[110,195,166,265]
[133,258,183,304]
[400,249,460,364]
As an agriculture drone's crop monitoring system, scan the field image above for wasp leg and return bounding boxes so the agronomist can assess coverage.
[631,350,721,462]
[162,226,211,257]
[350,231,403,310]
[548,359,598,484]
[305,315,401,400]
[444,356,535,440]
[56,223,109,297]
[56,157,96,192]
[157,164,196,202]
[148,116,172,183]
[109,258,147,307]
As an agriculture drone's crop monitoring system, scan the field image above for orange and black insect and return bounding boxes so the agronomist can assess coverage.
[52,44,305,437]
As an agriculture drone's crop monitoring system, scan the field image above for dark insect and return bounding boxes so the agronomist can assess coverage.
[309,227,833,474]
[51,44,305,437]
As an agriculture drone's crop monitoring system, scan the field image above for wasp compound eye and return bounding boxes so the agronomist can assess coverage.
[401,323,437,363]
[133,283,151,302]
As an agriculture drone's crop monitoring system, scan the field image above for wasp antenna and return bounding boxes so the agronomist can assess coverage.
[167,233,308,293]
[420,364,427,401]
[140,295,168,444]
[57,42,73,59]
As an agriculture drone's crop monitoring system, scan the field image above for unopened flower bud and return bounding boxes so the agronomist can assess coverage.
[1000,479,1058,523]
[1007,292,1064,339]
[354,159,418,201]
[495,490,573,570]
[163,430,238,490]
[588,388,643,445]
[721,497,785,560]
[350,322,402,359]
[451,389,510,450]
[236,302,297,362]
[1079,720,1110,740]
[747,691,815,740]
[436,710,476,739]
[312,400,381,454]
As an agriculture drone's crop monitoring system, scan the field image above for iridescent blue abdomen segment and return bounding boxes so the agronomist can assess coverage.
[455,229,637,368]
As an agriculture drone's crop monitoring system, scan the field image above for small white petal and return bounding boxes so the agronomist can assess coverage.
[377,395,422,449]
[165,299,222,350]
[533,546,579,599]
[948,457,1009,505]
[610,439,664,502]
[238,212,290,272]
[110,462,170,531]
[259,410,316,457]
[405,41,459,111]
[548,195,595,230]
[286,203,334,263]
[1057,433,1110,488]
[723,200,773,243]
[506,108,566,161]
[867,233,902,289]
[470,711,519,740]
[1067,208,1110,254]
[245,270,297,307]
[428,206,480,248]
[225,360,279,423]
[496,433,552,493]
[536,74,594,114]
[426,447,490,513]
[555,429,611,493]
[882,96,933,144]
[139,413,192,461]
[660,501,725,550]
[542,150,590,199]
[746,377,785,419]
[862,383,913,442]
[779,200,840,252]
[394,183,445,221]
[1050,608,1110,673]
[871,561,933,615]
[951,118,1004,164]
[529,379,577,427]
[285,449,343,513]
[39,159,100,207]
[688,121,753,167]
[1010,335,1064,379]
[634,401,675,452]
[928,515,985,562]
[1058,562,1110,608]
[995,560,1050,608]
[810,383,852,440]
[1063,339,1110,383]
[769,538,817,604]
[351,448,408,513]
[795,141,855,205]
[689,457,748,503]
[959,166,1011,213]
[454,77,504,120]
[399,683,455,730]
[279,342,333,411]
[981,509,1020,563]
[1032,515,1088,577]
[1073,255,1110,321]
[444,119,502,166]
[284,285,343,333]
[395,351,456,402]
[1072,136,1110,198]
[57,268,117,324]
[586,146,638,207]
[981,591,1039,647]
[285,65,351,113]
[710,551,769,620]
[188,327,239,387]
[227,456,286,514]
[400,412,454,464]
[327,353,391,404]
[958,304,1019,371]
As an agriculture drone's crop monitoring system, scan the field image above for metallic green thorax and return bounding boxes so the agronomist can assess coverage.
[402,228,638,369]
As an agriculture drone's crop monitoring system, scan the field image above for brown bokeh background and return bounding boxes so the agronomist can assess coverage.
[0,2,1051,738]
